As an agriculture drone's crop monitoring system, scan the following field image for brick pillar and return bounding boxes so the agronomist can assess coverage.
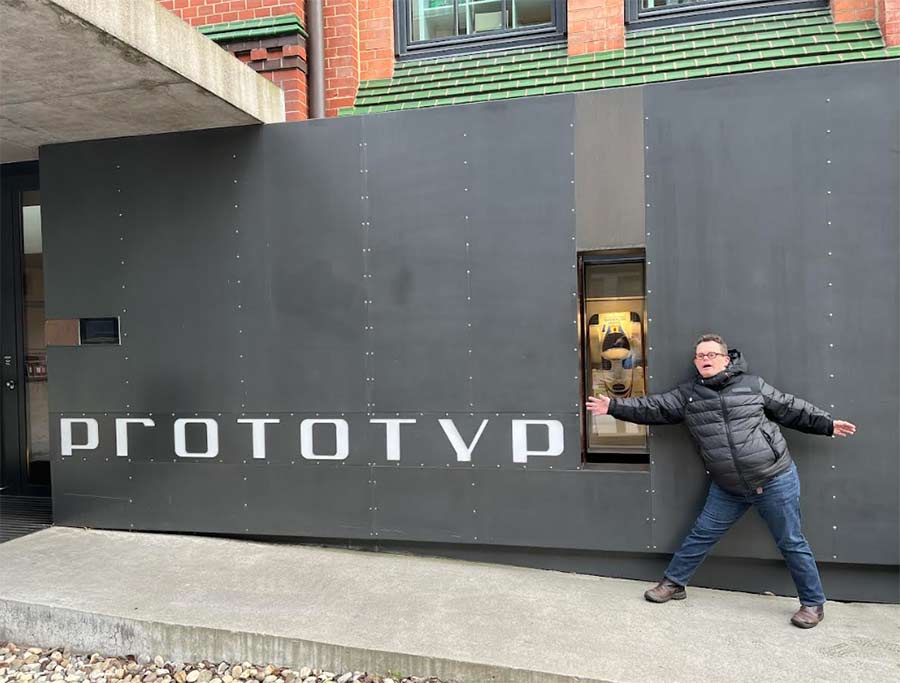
[880,0,900,46]
[323,0,360,117]
[157,1,309,120]
[359,0,394,81]
[831,0,877,22]
[568,0,625,57]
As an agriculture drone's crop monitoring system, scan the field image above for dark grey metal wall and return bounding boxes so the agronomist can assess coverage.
[39,60,899,600]
[41,95,652,552]
[642,61,900,571]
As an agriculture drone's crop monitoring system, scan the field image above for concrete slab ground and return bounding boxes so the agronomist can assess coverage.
[0,527,898,683]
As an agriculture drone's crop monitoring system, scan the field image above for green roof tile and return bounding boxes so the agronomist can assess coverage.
[198,13,306,42]
[347,10,894,115]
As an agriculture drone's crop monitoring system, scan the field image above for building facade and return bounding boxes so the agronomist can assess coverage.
[0,0,897,603]
[155,0,900,119]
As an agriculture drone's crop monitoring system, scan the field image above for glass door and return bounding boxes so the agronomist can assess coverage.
[1,162,47,496]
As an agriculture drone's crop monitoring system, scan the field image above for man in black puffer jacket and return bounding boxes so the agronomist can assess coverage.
[587,334,856,629]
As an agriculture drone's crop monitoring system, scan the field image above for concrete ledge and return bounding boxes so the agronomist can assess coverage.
[0,599,602,683]
[0,0,285,162]
[52,0,284,125]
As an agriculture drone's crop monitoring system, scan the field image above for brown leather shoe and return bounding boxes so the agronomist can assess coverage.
[644,578,686,603]
[791,605,825,629]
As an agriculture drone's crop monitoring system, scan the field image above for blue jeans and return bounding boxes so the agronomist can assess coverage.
[664,463,826,606]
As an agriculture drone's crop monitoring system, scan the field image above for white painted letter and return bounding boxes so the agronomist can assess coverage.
[300,419,349,460]
[61,418,99,457]
[438,419,488,462]
[370,419,416,461]
[237,418,280,459]
[512,420,564,463]
[174,418,219,458]
[115,418,155,456]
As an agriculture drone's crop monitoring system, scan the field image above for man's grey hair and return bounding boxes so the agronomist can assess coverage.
[695,333,728,355]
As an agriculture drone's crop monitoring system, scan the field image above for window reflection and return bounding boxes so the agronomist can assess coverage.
[410,0,553,42]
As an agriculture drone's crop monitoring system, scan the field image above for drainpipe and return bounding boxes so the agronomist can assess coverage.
[307,0,325,119]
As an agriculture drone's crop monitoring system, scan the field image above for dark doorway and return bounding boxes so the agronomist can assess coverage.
[1,161,49,497]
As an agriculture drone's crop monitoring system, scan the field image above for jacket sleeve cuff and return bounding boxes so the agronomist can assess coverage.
[826,419,835,437]
[607,397,618,417]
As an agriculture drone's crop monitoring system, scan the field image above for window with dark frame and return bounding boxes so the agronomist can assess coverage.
[625,0,828,31]
[581,253,649,465]
[397,0,566,58]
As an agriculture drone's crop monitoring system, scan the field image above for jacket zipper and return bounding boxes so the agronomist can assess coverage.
[720,394,752,493]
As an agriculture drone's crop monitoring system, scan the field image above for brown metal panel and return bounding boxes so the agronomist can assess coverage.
[574,88,645,251]
[45,319,78,346]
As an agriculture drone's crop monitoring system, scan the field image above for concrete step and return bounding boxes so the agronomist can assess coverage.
[1,527,898,683]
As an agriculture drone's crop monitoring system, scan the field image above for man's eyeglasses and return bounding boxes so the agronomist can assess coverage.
[695,352,727,361]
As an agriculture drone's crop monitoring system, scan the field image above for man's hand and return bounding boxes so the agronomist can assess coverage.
[586,395,611,415]
[832,420,856,437]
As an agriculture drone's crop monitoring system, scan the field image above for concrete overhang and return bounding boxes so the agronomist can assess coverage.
[0,0,286,163]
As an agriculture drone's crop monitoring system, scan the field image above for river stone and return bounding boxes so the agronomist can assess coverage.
[186,671,200,683]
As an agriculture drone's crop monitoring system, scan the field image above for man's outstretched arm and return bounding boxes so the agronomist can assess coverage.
[587,388,687,425]
[759,379,856,437]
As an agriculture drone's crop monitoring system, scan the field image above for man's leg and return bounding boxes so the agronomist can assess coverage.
[661,482,750,588]
[754,464,826,610]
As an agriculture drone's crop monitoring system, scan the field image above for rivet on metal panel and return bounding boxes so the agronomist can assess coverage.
[833,525,838,530]
[829,343,834,348]
[827,251,832,256]
[825,98,830,103]
[826,190,831,195]
[826,160,831,165]
[826,130,831,134]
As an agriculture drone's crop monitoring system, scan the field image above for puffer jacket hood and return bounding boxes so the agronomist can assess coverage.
[608,348,834,494]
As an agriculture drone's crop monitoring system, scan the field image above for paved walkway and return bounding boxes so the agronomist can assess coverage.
[1,527,898,683]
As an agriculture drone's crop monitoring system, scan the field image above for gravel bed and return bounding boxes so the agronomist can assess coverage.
[0,643,445,683]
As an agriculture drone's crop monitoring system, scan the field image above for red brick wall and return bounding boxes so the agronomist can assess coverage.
[323,0,360,117]
[158,0,305,26]
[158,0,308,120]
[881,0,900,46]
[831,0,877,22]
[359,0,394,81]
[568,0,625,56]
